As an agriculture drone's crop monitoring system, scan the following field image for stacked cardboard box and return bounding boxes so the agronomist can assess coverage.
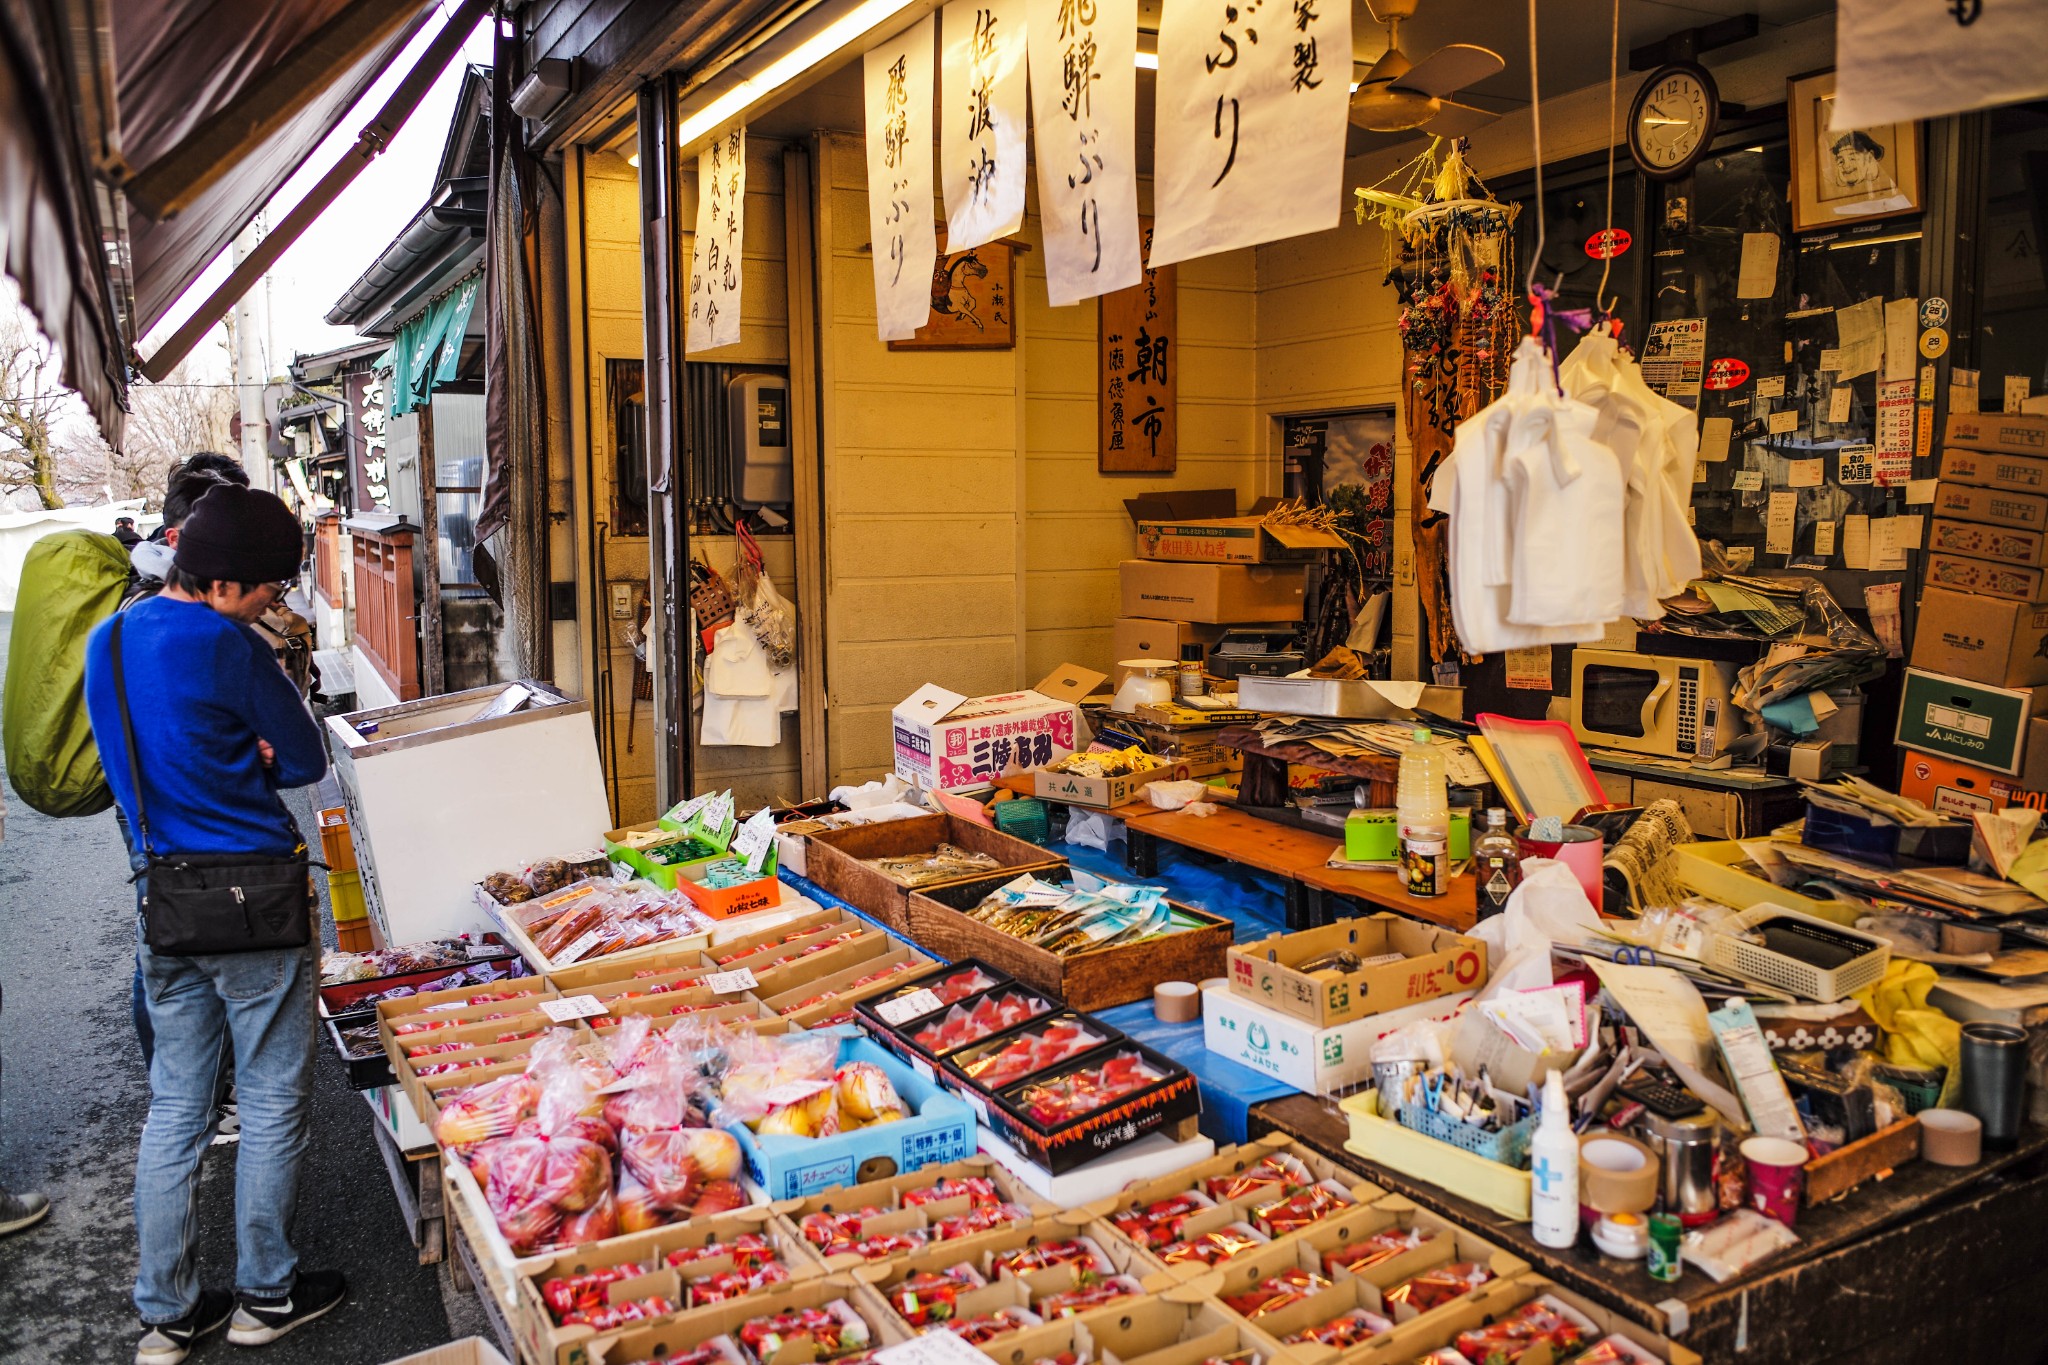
[1929,413,2048,605]
[1113,490,1334,675]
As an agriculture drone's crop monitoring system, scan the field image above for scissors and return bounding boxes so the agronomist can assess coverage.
[1607,944,1659,968]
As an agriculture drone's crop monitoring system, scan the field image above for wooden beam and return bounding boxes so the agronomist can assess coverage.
[783,142,829,797]
[418,400,445,695]
[122,0,428,220]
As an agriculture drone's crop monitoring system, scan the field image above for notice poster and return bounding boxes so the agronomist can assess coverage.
[939,0,1027,251]
[1838,443,1875,485]
[1875,379,1915,486]
[1148,0,1351,268]
[686,127,745,353]
[864,16,939,341]
[1642,319,1706,406]
[1099,222,1176,472]
[1028,0,1140,305]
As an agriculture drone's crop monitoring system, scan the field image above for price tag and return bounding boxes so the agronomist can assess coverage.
[759,1078,835,1108]
[876,988,945,1025]
[555,928,607,965]
[705,968,758,995]
[911,1055,935,1083]
[539,994,609,1023]
[666,792,714,825]
[732,807,777,877]
[876,1328,997,1365]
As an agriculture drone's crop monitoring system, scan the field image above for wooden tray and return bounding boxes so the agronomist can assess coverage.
[1804,1115,1921,1205]
[904,872,1232,1011]
[803,812,1066,933]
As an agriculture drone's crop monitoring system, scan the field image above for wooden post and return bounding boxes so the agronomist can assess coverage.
[784,142,829,796]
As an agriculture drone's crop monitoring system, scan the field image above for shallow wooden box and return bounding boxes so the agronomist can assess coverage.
[803,812,1066,933]
[905,872,1233,1011]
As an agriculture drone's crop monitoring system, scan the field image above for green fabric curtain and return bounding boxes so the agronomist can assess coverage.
[433,274,481,386]
[385,272,480,416]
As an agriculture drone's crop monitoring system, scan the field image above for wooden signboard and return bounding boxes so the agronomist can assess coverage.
[1099,223,1176,472]
[888,237,1018,350]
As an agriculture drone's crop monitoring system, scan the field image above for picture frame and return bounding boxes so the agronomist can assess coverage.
[886,236,1018,350]
[1787,70,1921,234]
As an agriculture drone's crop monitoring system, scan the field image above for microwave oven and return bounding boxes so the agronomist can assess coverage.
[1569,648,1745,759]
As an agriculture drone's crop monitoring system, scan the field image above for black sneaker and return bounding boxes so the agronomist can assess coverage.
[136,1288,234,1365]
[225,1270,346,1346]
[0,1188,49,1237]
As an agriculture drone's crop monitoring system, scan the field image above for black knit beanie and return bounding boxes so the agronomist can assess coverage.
[173,484,302,583]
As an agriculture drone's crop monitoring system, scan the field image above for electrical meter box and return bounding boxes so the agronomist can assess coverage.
[727,372,792,507]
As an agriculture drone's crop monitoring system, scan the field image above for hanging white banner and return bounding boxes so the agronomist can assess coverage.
[686,126,746,353]
[1832,0,2048,128]
[865,15,940,341]
[1027,0,1141,306]
[1149,0,1351,269]
[940,0,1028,251]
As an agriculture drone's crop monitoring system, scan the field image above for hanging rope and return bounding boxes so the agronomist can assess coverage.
[1593,0,1622,320]
[1523,0,1546,303]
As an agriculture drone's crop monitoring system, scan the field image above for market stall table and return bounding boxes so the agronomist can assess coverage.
[1253,1093,2048,1363]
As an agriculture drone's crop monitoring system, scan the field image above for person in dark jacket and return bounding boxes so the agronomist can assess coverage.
[85,486,346,1364]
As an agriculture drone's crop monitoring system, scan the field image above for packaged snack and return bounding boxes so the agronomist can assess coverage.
[991,1238,1109,1277]
[1284,1309,1390,1350]
[911,991,1053,1054]
[1205,1153,1312,1205]
[737,1303,871,1365]
[1248,1182,1353,1238]
[1158,1223,1266,1267]
[1219,1268,1332,1319]
[798,1208,886,1255]
[1035,1276,1144,1317]
[890,1266,988,1325]
[1323,1227,1431,1273]
[1110,1193,1215,1249]
[1013,1052,1165,1127]
[1383,1261,1494,1314]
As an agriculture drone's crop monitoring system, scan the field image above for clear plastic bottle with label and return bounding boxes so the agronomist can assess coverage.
[1472,808,1522,920]
[1396,727,1449,898]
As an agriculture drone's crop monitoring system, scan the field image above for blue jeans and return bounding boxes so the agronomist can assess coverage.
[132,922,316,1323]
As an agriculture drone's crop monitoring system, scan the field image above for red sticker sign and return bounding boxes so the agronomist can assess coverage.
[1585,228,1632,260]
[1704,358,1752,391]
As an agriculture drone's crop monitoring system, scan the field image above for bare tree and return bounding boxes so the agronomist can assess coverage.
[0,306,69,509]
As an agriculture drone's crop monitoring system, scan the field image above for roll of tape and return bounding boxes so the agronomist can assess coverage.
[1199,977,1228,994]
[1919,1108,1982,1167]
[1155,980,1200,1023]
[1579,1130,1660,1214]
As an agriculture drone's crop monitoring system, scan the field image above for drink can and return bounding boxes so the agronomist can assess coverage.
[1647,1213,1683,1282]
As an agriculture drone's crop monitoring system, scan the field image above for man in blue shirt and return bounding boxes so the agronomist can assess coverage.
[84,485,346,1364]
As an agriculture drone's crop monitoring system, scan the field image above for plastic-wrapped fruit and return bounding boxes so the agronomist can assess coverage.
[757,1084,840,1138]
[433,1073,539,1147]
[692,1178,745,1216]
[556,1190,619,1246]
[618,1128,704,1209]
[683,1128,742,1180]
[835,1062,907,1124]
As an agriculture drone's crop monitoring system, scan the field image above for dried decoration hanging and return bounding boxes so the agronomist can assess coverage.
[1355,140,1520,666]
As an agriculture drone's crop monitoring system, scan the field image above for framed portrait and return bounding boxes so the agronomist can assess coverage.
[1788,70,1921,234]
[887,236,1017,350]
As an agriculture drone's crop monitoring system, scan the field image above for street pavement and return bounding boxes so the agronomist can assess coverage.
[0,612,484,1364]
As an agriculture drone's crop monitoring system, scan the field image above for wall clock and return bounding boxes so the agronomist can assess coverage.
[1629,63,1719,180]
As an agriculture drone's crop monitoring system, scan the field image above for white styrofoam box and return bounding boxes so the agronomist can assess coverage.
[978,1123,1215,1203]
[1202,984,1474,1094]
[325,682,612,946]
[364,1083,434,1153]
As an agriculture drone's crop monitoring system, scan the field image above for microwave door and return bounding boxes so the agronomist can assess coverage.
[1636,675,1672,739]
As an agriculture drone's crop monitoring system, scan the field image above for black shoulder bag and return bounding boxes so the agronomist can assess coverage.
[112,615,315,955]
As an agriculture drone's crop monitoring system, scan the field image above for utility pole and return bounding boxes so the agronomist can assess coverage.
[231,216,272,492]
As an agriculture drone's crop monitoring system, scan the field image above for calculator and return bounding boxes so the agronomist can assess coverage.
[1618,1073,1707,1120]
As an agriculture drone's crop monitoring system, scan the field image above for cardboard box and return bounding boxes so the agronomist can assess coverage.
[730,1036,977,1199]
[1119,560,1308,624]
[1928,517,2048,568]
[1946,410,2048,457]
[1898,737,2048,815]
[1134,501,1348,563]
[1925,551,2046,601]
[1226,917,1487,1028]
[1112,617,1230,666]
[1909,586,2048,687]
[891,665,1104,791]
[1931,481,2048,530]
[589,1276,910,1365]
[1201,984,1473,1093]
[1940,445,2048,494]
[1031,760,1187,808]
[1895,668,2042,776]
[382,1341,513,1365]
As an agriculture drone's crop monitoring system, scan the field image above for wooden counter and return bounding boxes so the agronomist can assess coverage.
[1254,1092,2048,1363]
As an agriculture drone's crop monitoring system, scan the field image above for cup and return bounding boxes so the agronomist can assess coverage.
[1517,823,1605,909]
[1959,1022,2028,1150]
[1448,809,1472,862]
[1740,1136,1807,1226]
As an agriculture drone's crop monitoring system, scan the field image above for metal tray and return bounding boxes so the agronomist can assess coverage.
[1235,674,1465,721]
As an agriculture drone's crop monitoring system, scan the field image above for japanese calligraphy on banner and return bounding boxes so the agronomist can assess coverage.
[1100,222,1176,472]
[940,0,1027,251]
[1148,0,1351,269]
[864,15,939,341]
[687,126,746,353]
[1027,0,1140,306]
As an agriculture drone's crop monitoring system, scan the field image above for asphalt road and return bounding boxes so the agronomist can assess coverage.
[0,611,484,1364]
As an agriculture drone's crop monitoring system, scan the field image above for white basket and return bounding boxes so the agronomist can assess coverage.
[1700,904,1890,1003]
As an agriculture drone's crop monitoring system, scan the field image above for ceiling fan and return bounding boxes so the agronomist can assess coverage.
[1349,0,1506,137]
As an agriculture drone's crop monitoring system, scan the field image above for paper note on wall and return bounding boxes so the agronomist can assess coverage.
[1149,0,1352,267]
[865,16,939,341]
[1843,514,1871,569]
[1755,375,1786,400]
[1871,518,1907,571]
[686,127,746,353]
[1835,296,1884,379]
[1768,409,1799,435]
[1737,232,1780,299]
[1828,386,1852,424]
[1766,490,1797,555]
[1027,0,1140,305]
[1814,520,1837,557]
[1787,457,1822,487]
[1884,298,1919,382]
[940,0,1027,251]
[1700,417,1733,462]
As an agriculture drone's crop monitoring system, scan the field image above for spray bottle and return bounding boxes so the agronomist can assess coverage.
[1530,1068,1579,1248]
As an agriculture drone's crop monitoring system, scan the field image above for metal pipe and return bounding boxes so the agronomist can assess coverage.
[137,0,490,382]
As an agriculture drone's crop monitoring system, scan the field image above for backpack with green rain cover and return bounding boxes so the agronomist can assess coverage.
[4,529,131,816]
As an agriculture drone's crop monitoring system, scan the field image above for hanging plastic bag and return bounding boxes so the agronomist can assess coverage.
[733,521,797,668]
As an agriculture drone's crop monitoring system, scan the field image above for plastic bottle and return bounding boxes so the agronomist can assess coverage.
[1396,727,1449,897]
[1530,1069,1580,1248]
[1472,808,1522,920]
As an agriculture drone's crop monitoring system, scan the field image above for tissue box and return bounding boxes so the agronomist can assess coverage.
[1202,985,1473,1093]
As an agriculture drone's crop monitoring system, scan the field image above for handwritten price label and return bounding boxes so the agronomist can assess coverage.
[876,988,945,1025]
[539,995,609,1023]
[704,968,758,995]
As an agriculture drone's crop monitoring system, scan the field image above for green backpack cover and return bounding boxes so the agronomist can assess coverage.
[4,529,131,817]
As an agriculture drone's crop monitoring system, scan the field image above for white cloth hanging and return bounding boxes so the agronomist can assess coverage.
[1503,376,1626,629]
[700,621,781,746]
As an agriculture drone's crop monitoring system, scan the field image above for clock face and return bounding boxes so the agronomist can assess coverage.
[1632,66,1715,176]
